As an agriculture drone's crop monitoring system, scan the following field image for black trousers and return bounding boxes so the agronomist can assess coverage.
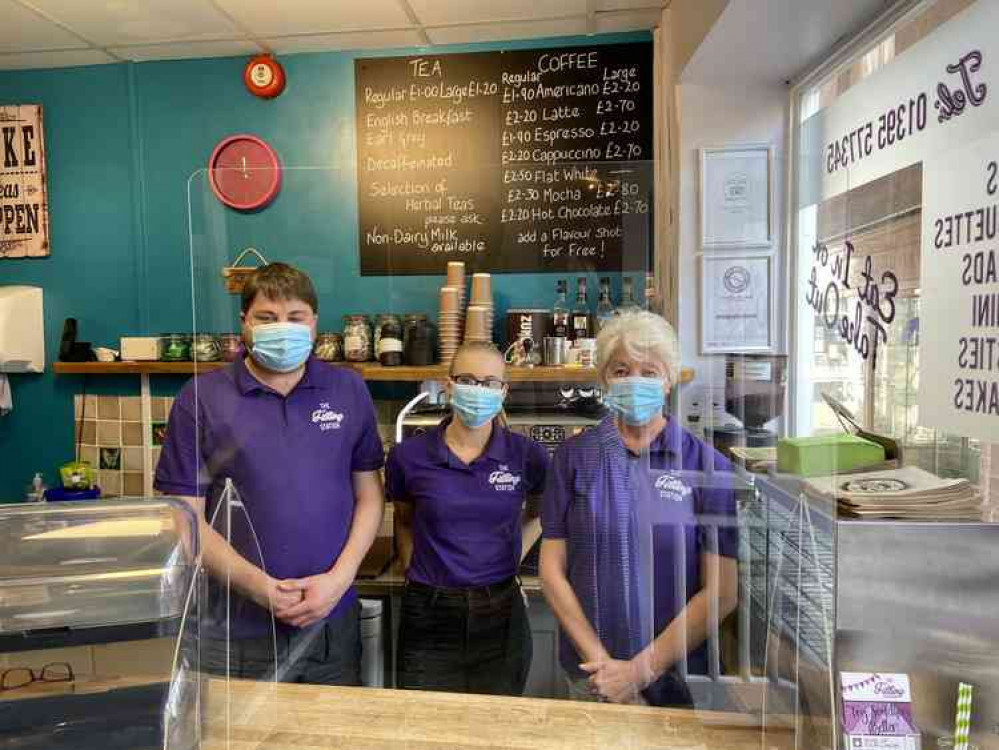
[398,577,532,695]
[201,599,362,686]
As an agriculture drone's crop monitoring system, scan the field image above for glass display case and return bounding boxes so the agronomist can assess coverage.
[0,498,199,749]
[0,499,197,641]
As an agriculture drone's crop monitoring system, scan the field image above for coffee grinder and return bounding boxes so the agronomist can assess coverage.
[711,355,787,456]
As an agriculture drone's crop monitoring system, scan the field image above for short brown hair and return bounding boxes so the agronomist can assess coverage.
[241,263,318,314]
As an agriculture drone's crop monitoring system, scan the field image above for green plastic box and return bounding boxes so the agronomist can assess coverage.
[776,433,886,477]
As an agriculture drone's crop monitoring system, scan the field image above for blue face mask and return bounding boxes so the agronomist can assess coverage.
[603,376,666,426]
[250,322,313,373]
[450,383,505,429]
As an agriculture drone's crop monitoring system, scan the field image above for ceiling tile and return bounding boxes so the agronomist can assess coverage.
[25,0,241,46]
[214,0,412,36]
[410,0,585,26]
[427,17,588,45]
[595,9,661,32]
[108,39,261,63]
[0,48,116,70]
[0,0,87,53]
[266,29,426,54]
[596,0,663,10]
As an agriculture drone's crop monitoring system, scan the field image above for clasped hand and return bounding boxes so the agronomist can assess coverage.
[580,658,654,705]
[257,571,351,629]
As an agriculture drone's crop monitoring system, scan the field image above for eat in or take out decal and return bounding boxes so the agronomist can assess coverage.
[804,238,898,372]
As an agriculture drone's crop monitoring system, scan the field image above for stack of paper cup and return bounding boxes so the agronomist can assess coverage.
[438,286,462,365]
[464,306,491,343]
[446,262,466,309]
[467,273,493,342]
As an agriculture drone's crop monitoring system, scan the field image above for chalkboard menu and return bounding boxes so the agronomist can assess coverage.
[355,42,654,276]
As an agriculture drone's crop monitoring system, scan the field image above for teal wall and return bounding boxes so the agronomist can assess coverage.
[0,31,650,501]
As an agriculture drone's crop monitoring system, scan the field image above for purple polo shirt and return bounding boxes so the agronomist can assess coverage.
[154,356,385,638]
[385,417,549,588]
[542,415,738,676]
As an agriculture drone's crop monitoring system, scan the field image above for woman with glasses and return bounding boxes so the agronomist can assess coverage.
[539,311,739,707]
[385,341,549,695]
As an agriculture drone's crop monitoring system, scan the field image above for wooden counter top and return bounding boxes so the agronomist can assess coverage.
[201,679,792,750]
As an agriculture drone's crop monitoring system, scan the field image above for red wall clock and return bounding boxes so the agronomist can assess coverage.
[244,54,286,99]
[208,135,282,212]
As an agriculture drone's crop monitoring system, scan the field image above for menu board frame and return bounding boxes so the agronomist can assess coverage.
[354,42,655,276]
[699,253,774,354]
[699,143,774,251]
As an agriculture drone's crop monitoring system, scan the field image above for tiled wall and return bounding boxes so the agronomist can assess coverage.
[74,394,173,497]
[73,393,402,503]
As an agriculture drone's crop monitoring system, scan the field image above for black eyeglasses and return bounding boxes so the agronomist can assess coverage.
[0,662,75,692]
[451,374,506,390]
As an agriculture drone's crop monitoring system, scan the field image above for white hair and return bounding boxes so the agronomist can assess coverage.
[595,310,680,387]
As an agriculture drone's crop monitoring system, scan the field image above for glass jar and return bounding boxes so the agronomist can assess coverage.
[160,333,191,362]
[192,334,221,362]
[314,333,344,362]
[403,314,434,366]
[218,333,242,362]
[378,316,404,367]
[342,315,372,362]
[371,314,394,358]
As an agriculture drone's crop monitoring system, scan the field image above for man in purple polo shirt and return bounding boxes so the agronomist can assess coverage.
[155,263,385,685]
[540,311,739,707]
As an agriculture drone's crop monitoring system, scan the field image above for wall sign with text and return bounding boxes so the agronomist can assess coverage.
[700,255,773,354]
[919,135,999,442]
[798,0,999,208]
[0,105,49,259]
[823,51,984,178]
[700,144,773,250]
[354,43,654,275]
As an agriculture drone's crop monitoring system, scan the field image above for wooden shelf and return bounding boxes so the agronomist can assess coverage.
[53,361,694,384]
[53,361,225,375]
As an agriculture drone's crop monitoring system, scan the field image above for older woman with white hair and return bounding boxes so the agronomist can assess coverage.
[539,310,738,707]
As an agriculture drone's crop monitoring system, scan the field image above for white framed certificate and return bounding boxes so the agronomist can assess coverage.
[700,144,773,250]
[700,254,773,353]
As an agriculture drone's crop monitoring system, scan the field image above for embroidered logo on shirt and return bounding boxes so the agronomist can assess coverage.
[312,402,345,432]
[489,464,522,492]
[654,473,692,502]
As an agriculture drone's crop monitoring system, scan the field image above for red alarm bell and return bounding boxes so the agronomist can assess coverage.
[243,54,286,99]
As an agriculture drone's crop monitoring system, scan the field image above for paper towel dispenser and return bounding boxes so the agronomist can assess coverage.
[0,286,44,373]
